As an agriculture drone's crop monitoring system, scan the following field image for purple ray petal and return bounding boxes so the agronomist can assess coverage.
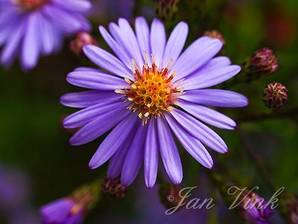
[99,26,132,72]
[157,118,183,184]
[121,122,146,186]
[52,0,91,12]
[42,5,83,33]
[144,119,159,187]
[165,114,213,168]
[71,13,91,32]
[170,108,228,153]
[180,89,249,108]
[0,21,16,46]
[150,19,166,68]
[83,45,131,78]
[60,90,120,108]
[135,17,151,65]
[70,107,130,146]
[179,56,231,85]
[162,22,188,68]
[64,100,127,129]
[182,65,241,90]
[38,14,58,54]
[117,18,144,69]
[66,70,127,90]
[22,13,41,69]
[89,114,138,169]
[172,37,223,81]
[107,131,136,179]
[176,100,236,130]
[0,20,26,66]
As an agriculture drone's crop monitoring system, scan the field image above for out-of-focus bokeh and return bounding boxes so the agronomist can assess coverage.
[0,0,297,223]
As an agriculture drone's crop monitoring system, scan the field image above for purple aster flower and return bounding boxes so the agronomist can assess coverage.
[61,17,248,187]
[40,198,84,224]
[241,193,273,224]
[0,0,91,70]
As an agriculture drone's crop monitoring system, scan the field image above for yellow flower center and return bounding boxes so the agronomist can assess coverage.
[117,63,180,123]
[13,0,47,11]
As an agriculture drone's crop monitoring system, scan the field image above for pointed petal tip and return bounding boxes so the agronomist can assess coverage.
[145,182,155,188]
[120,175,132,187]
[171,176,183,185]
[145,177,157,188]
[203,160,213,169]
[82,44,96,55]
[88,157,100,170]
[243,96,249,107]
[69,137,79,146]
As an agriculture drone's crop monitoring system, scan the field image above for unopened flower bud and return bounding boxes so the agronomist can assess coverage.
[249,48,278,74]
[40,181,100,224]
[159,183,182,210]
[102,178,127,199]
[70,32,97,55]
[155,0,179,21]
[204,30,225,44]
[263,82,288,110]
[241,192,273,224]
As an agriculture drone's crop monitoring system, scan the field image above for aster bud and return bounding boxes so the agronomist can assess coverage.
[102,178,127,199]
[240,192,273,224]
[155,0,179,21]
[263,82,288,110]
[40,181,101,224]
[248,48,278,75]
[204,30,225,44]
[159,183,182,210]
[70,32,97,55]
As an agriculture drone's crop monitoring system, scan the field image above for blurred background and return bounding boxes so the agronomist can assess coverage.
[0,0,297,223]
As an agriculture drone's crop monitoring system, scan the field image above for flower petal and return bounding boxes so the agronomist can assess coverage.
[22,12,41,70]
[117,18,144,69]
[83,45,131,78]
[172,37,223,81]
[170,108,228,153]
[52,0,91,12]
[121,122,146,186]
[176,100,236,130]
[42,5,83,33]
[64,100,126,129]
[157,118,182,184]
[135,17,151,64]
[0,20,25,66]
[89,114,138,169]
[38,14,58,54]
[99,25,132,72]
[66,70,127,90]
[60,90,120,108]
[144,119,159,187]
[179,89,249,108]
[182,65,241,90]
[162,22,188,68]
[107,131,135,179]
[150,19,166,68]
[69,107,129,145]
[165,114,213,168]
